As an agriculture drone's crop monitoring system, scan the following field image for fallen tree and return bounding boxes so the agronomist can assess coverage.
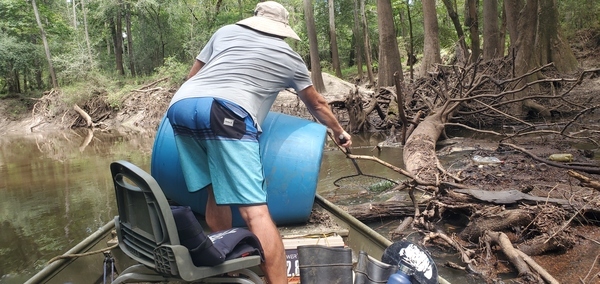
[337,58,600,283]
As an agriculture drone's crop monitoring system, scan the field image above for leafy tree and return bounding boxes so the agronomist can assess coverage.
[0,35,40,93]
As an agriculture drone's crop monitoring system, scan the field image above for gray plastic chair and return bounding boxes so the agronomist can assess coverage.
[110,160,263,284]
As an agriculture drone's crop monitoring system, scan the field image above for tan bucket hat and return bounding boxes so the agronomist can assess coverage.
[237,1,301,41]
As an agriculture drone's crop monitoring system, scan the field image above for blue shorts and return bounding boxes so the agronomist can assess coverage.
[167,97,266,205]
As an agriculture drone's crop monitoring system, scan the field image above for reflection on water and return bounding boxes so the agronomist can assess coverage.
[0,129,155,283]
[0,128,409,283]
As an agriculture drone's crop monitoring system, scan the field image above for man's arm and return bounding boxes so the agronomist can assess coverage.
[298,85,352,147]
[186,59,206,80]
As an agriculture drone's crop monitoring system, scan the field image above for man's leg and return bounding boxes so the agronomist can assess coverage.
[239,205,287,284]
[205,185,232,231]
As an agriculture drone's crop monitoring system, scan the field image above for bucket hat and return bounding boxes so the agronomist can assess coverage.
[237,1,301,41]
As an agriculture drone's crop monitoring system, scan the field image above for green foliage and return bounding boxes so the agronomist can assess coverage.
[105,84,136,109]
[559,0,600,38]
[1,0,597,93]
[0,93,38,120]
[53,40,97,84]
[60,73,109,106]
[0,0,38,38]
[154,56,188,84]
[0,34,42,94]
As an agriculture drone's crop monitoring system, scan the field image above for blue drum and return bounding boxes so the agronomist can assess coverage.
[151,112,327,226]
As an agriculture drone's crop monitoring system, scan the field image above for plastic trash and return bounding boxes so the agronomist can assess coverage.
[548,153,573,162]
[471,155,503,165]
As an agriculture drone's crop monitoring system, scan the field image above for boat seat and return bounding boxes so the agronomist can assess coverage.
[110,160,263,284]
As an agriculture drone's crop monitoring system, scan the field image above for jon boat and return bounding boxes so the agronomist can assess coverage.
[26,113,448,283]
[26,191,396,284]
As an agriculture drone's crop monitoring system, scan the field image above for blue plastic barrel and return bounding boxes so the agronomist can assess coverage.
[151,112,327,226]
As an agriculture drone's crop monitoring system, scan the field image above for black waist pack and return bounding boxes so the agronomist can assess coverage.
[171,206,264,267]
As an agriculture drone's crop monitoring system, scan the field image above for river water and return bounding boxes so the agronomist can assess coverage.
[0,126,405,283]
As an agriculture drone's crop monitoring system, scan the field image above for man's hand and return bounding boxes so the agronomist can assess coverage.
[337,131,352,148]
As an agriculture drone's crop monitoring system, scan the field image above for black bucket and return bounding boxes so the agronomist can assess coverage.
[354,251,397,284]
[297,245,353,284]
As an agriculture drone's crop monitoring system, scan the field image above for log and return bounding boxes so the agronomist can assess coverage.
[342,202,423,222]
[459,208,534,241]
[485,231,536,279]
[453,189,568,205]
[73,104,93,127]
[568,170,600,191]
[389,217,413,240]
[515,250,560,284]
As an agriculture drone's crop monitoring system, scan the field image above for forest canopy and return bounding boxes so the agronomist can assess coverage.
[0,0,598,96]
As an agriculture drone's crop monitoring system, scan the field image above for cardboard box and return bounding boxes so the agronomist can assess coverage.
[283,235,345,284]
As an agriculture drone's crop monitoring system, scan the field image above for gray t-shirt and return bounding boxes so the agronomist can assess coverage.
[170,24,313,128]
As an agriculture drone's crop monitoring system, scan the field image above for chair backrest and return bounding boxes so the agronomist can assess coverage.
[111,160,181,270]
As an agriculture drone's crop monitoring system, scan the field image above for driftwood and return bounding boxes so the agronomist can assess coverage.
[453,188,569,205]
[342,202,424,222]
[515,250,560,284]
[73,104,93,127]
[345,87,369,133]
[516,236,563,256]
[485,231,537,279]
[339,63,600,282]
[459,207,535,241]
[568,170,600,190]
[389,217,413,239]
[485,231,560,284]
[424,232,476,266]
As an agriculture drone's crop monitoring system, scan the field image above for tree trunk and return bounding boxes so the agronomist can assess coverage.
[483,0,502,60]
[405,0,415,81]
[360,0,375,86]
[377,0,403,87]
[113,0,125,76]
[441,0,469,64]
[403,111,445,183]
[304,0,326,92]
[71,0,77,29]
[81,0,93,64]
[31,0,58,88]
[537,0,578,73]
[504,0,522,53]
[420,0,442,77]
[126,4,136,77]
[498,2,507,56]
[328,0,342,78]
[511,0,578,117]
[352,0,364,81]
[465,0,480,63]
